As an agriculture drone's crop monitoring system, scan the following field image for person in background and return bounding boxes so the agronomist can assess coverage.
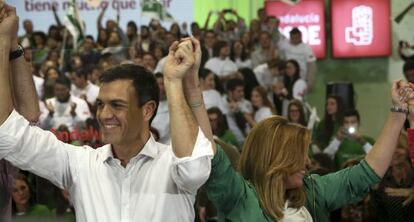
[251,31,278,68]
[323,109,375,169]
[204,40,238,79]
[287,99,307,127]
[12,173,53,220]
[230,40,252,69]
[199,69,227,114]
[314,95,344,151]
[222,78,252,146]
[284,59,307,101]
[208,107,239,149]
[151,73,170,145]
[253,58,284,91]
[40,75,92,131]
[70,68,100,107]
[245,86,275,127]
[280,27,317,91]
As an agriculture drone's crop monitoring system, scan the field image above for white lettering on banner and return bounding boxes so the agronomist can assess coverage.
[280,25,321,45]
[345,5,373,46]
[17,0,193,37]
[279,13,320,24]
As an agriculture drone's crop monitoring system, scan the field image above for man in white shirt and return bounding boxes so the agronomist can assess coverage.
[280,27,317,90]
[40,75,92,131]
[0,10,214,222]
[253,58,284,91]
[204,40,238,78]
[222,78,253,145]
[251,32,278,68]
[70,68,100,106]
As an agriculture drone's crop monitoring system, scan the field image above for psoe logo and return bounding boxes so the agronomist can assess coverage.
[345,5,373,46]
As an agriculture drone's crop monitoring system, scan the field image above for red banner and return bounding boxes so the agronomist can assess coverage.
[331,0,391,58]
[265,0,326,58]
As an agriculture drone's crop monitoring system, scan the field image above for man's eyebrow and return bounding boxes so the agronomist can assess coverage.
[96,98,128,105]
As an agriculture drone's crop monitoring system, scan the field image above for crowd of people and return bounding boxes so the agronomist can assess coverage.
[1,3,414,222]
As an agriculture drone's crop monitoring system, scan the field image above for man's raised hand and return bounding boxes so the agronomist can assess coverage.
[164,39,195,81]
[0,4,18,41]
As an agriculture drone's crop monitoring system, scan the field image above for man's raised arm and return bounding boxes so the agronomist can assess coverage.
[163,40,200,157]
[0,5,17,124]
[10,30,40,123]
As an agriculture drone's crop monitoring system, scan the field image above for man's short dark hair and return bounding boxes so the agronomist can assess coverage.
[343,109,360,123]
[403,60,414,73]
[290,27,301,35]
[55,75,71,89]
[74,68,89,80]
[99,64,159,123]
[226,78,244,92]
[213,40,228,57]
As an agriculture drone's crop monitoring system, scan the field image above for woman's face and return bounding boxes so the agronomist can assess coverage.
[286,62,297,77]
[99,30,108,41]
[241,32,250,44]
[326,98,338,115]
[233,42,243,56]
[47,68,59,80]
[12,179,30,206]
[251,90,263,108]
[285,154,307,189]
[288,104,301,123]
[203,73,215,90]
[250,20,260,31]
[219,45,230,57]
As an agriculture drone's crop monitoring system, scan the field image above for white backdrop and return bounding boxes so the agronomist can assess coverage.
[11,0,194,38]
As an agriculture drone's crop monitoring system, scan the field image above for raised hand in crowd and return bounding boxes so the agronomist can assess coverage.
[70,103,77,117]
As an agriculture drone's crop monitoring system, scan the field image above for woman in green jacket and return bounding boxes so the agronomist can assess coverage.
[206,80,414,222]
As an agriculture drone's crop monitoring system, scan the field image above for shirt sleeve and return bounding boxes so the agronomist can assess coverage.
[170,127,214,194]
[323,138,341,159]
[306,45,317,63]
[0,110,81,189]
[292,79,307,101]
[309,159,381,212]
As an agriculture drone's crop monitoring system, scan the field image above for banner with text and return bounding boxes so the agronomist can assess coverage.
[331,0,391,58]
[265,0,326,58]
[14,0,194,38]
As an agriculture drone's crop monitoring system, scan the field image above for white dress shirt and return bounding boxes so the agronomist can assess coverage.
[0,110,213,222]
[204,57,238,77]
[71,82,100,105]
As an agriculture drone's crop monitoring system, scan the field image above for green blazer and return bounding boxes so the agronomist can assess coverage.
[207,146,381,222]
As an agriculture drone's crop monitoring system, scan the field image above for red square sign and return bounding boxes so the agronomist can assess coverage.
[331,0,391,58]
[265,0,326,59]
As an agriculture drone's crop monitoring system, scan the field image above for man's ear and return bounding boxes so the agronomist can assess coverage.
[143,101,156,122]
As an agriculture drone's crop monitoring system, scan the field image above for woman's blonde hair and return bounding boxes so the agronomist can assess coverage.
[239,115,310,220]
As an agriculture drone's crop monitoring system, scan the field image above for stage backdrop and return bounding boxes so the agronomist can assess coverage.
[13,0,194,38]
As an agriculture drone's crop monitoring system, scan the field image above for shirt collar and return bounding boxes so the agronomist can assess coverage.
[101,135,160,163]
